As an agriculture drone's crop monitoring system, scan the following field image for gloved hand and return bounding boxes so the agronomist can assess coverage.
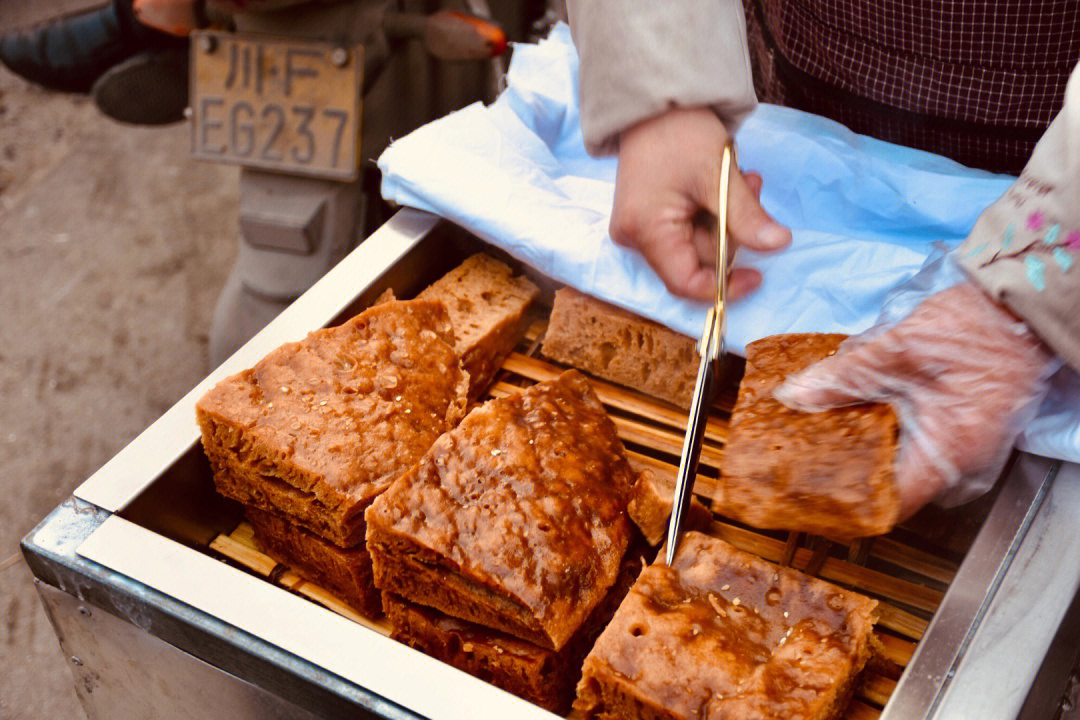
[774,281,1059,520]
[612,107,791,301]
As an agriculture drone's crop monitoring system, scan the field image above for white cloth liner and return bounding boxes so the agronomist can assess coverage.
[378,23,1079,465]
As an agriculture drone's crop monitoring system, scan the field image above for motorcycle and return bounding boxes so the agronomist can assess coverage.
[176,0,535,365]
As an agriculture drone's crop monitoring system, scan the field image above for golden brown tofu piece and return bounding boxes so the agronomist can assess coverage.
[717,333,900,538]
[575,532,878,720]
[418,254,540,398]
[246,507,381,617]
[542,287,698,408]
[366,370,639,652]
[627,470,714,547]
[197,299,470,548]
[382,537,650,715]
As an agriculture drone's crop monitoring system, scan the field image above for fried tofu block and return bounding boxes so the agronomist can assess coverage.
[542,287,698,408]
[418,254,540,398]
[246,506,381,617]
[382,538,651,714]
[197,299,470,548]
[627,470,714,547]
[575,532,878,720]
[717,333,900,538]
[366,370,639,651]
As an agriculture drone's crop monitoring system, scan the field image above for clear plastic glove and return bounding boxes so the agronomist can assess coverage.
[774,281,1059,520]
[612,107,792,301]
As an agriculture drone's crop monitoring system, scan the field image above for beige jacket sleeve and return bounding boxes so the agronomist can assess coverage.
[565,0,756,156]
[957,62,1080,372]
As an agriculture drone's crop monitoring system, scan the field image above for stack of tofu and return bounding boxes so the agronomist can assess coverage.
[196,255,540,616]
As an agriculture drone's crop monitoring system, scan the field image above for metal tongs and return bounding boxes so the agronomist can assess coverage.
[664,143,736,565]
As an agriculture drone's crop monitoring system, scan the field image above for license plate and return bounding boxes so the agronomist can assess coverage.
[190,31,363,181]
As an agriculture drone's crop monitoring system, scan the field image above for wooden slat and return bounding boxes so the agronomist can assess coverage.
[815,557,942,615]
[804,540,833,577]
[780,532,802,567]
[848,537,874,566]
[489,382,725,470]
[210,524,391,635]
[229,518,257,545]
[612,414,724,470]
[859,674,898,707]
[210,531,276,575]
[213,519,924,712]
[290,577,388,632]
[522,318,548,345]
[868,537,958,585]
[500,351,940,630]
[502,353,729,443]
[519,318,548,356]
[875,604,928,640]
[874,631,916,667]
[845,699,882,720]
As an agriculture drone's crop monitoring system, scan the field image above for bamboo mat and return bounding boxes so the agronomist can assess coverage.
[208,325,964,719]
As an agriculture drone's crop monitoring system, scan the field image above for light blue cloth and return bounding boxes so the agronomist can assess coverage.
[378,23,1079,464]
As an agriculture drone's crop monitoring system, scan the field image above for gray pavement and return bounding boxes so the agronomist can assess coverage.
[1,3,239,717]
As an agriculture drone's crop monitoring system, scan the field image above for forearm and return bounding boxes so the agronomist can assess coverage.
[958,62,1080,372]
[566,0,756,156]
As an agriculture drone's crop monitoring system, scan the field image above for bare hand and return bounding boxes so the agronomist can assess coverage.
[612,107,792,301]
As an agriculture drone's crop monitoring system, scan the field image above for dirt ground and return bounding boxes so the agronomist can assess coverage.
[0,3,239,718]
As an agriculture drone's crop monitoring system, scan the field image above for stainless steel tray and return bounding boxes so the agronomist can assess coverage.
[23,208,1080,720]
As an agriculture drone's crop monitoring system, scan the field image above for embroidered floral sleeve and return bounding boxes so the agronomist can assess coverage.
[966,210,1078,290]
[957,62,1080,372]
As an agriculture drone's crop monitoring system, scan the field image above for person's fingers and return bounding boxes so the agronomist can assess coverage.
[610,109,789,302]
[692,163,791,254]
[773,340,892,411]
[634,230,716,301]
[893,434,950,521]
[688,226,760,300]
[691,225,717,268]
[690,216,742,269]
[728,267,762,300]
[727,169,791,252]
[743,171,763,200]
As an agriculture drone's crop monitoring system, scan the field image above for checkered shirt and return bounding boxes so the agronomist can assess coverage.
[745,0,1080,174]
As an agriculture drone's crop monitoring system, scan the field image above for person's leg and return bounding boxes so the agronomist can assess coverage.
[0,0,185,94]
[91,45,189,125]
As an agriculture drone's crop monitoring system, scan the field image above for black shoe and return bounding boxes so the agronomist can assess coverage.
[0,1,182,94]
[92,46,189,125]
